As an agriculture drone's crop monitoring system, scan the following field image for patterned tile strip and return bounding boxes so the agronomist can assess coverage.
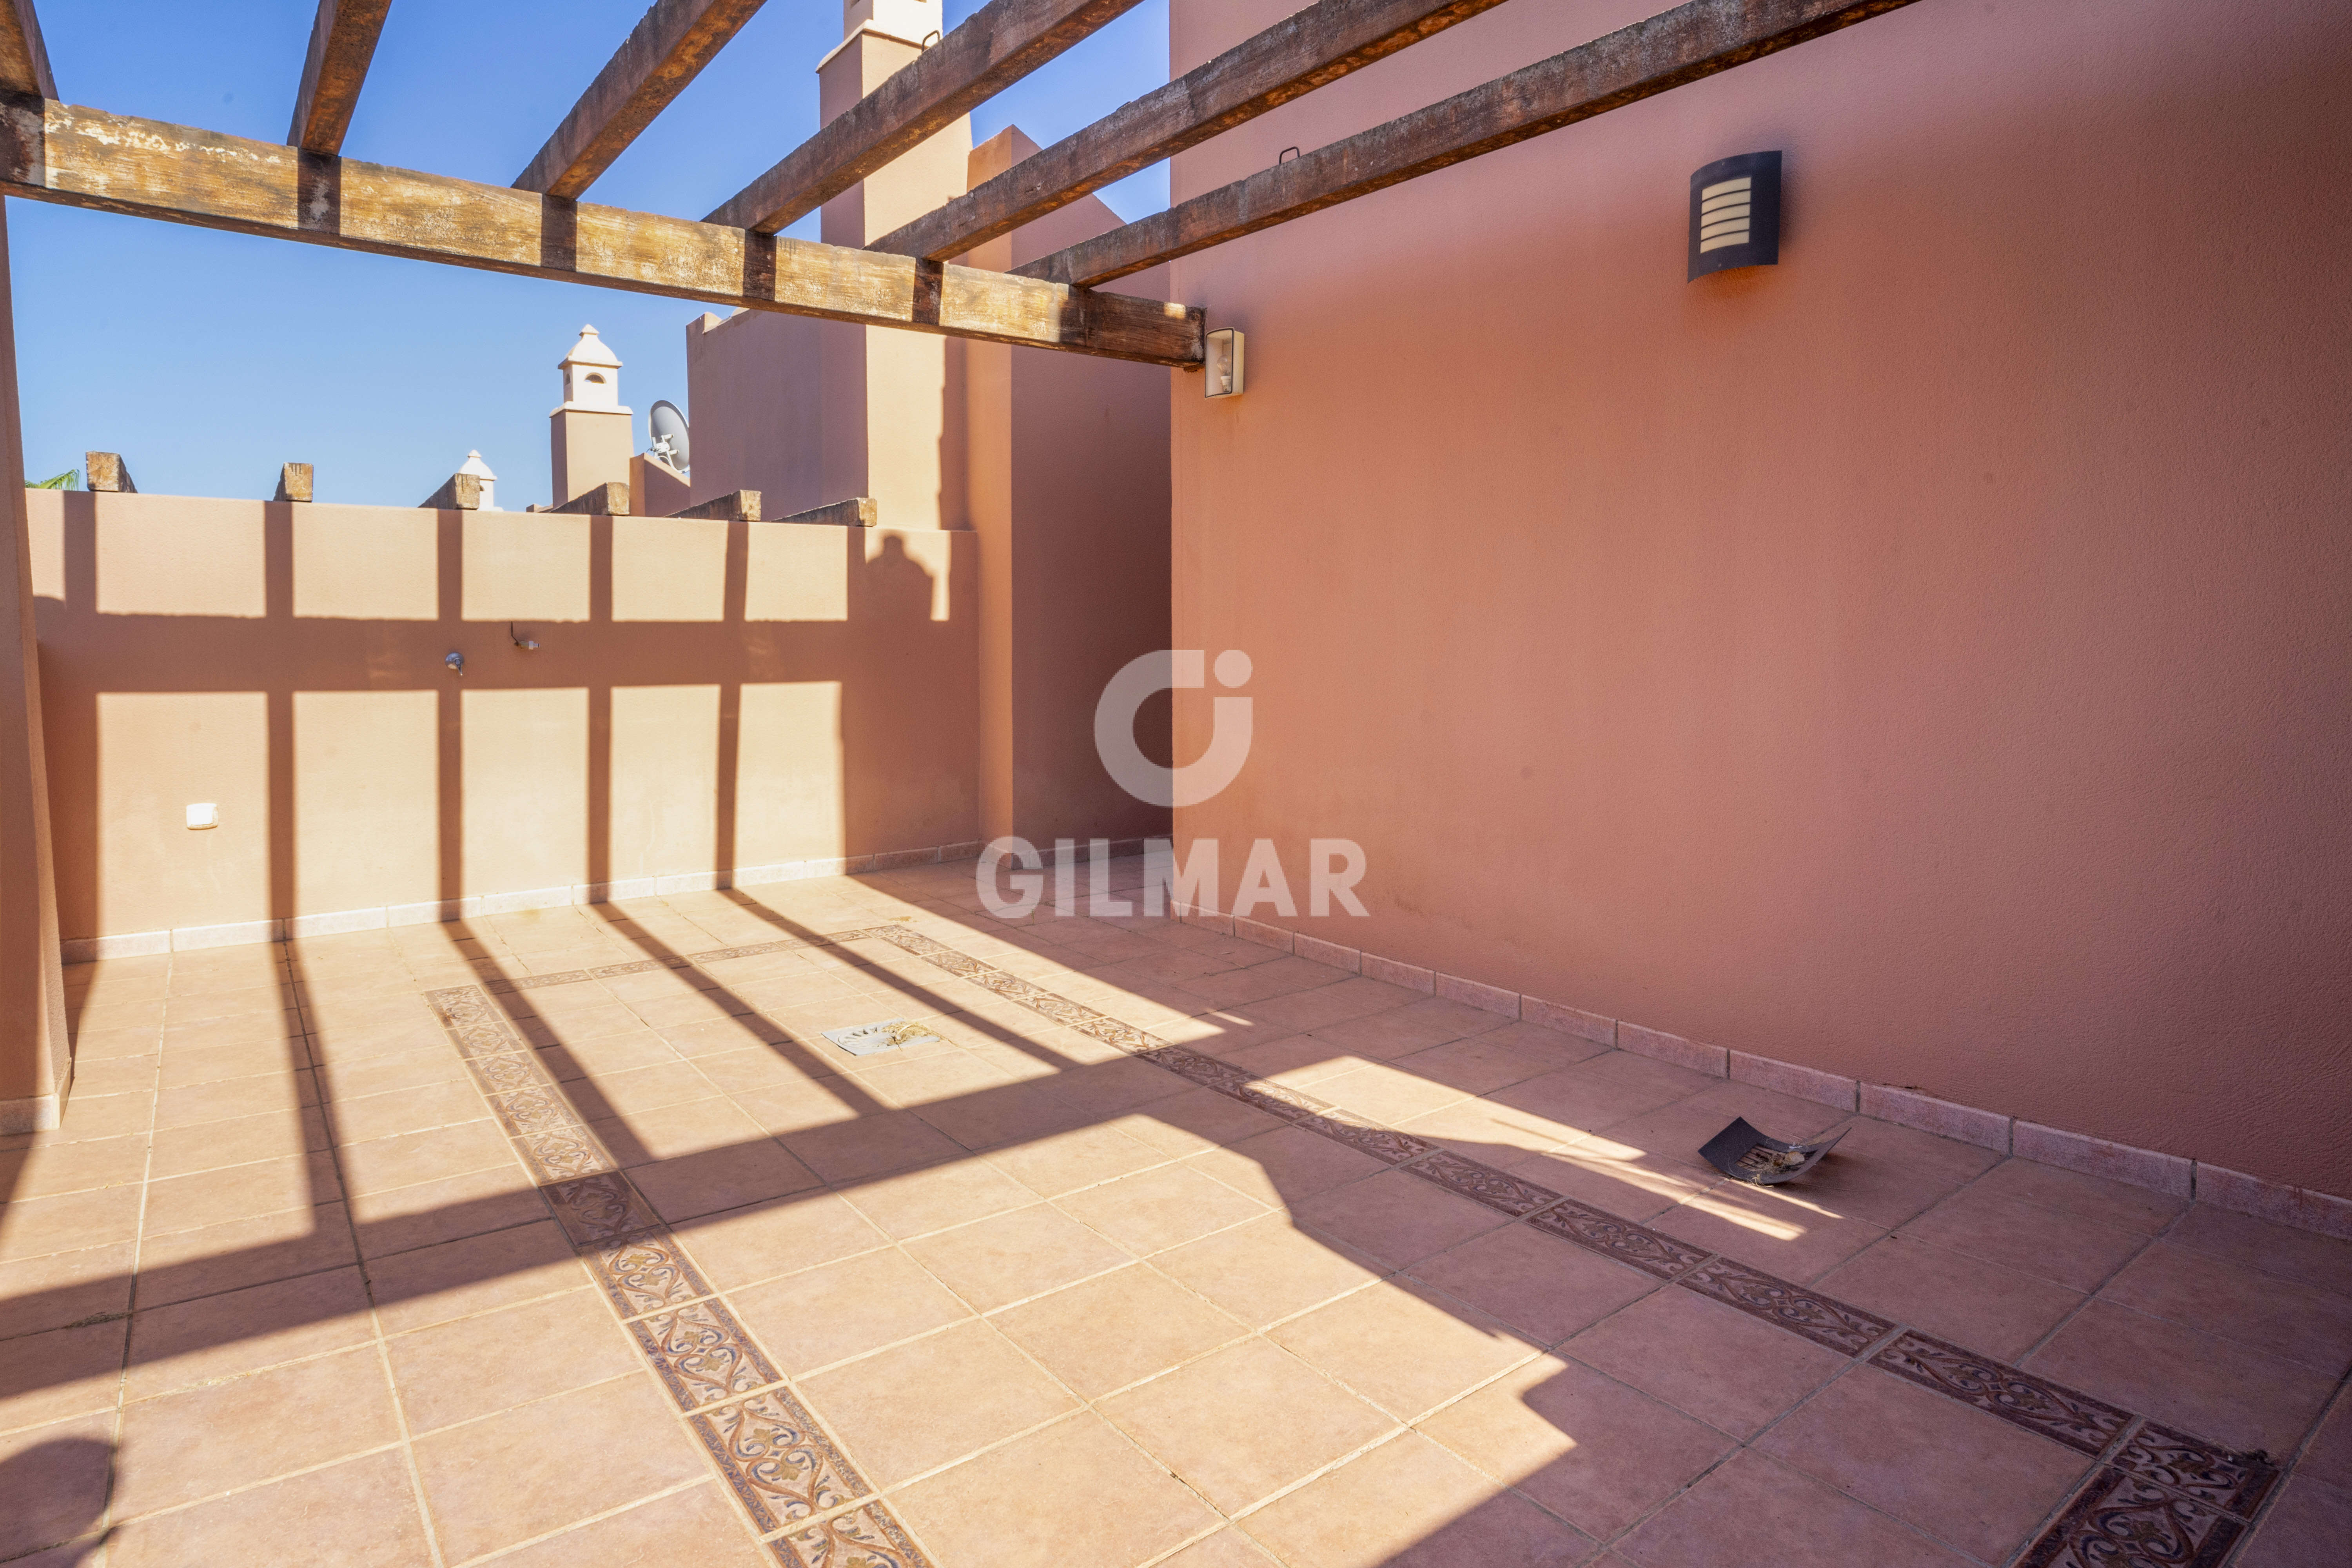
[654,923,2285,1568]
[2112,1422,2281,1519]
[1678,1256,1895,1356]
[1870,1330,2133,1456]
[2016,1466,2245,1568]
[421,985,929,1564]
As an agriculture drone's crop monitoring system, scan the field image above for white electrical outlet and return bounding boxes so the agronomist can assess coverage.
[186,803,219,830]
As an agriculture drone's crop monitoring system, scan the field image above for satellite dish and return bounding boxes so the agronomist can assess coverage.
[648,400,690,474]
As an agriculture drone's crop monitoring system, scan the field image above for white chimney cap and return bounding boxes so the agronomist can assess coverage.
[559,325,622,370]
[457,450,497,480]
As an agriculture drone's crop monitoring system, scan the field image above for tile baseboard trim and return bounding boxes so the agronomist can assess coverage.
[1232,917,2352,1238]
[0,1089,64,1134]
[56,834,1024,964]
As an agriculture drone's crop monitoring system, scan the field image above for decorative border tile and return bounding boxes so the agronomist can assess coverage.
[2114,1423,2279,1519]
[1410,1149,1561,1213]
[1295,1110,1434,1165]
[1677,1256,1893,1355]
[586,1229,714,1319]
[543,1170,663,1247]
[1528,1200,1711,1280]
[1871,1331,2132,1456]
[2016,1467,2244,1568]
[633,1298,783,1410]
[772,1502,933,1568]
[692,1387,871,1532]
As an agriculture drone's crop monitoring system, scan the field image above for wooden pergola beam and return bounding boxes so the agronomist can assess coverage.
[0,99,1203,367]
[1020,0,1924,287]
[873,0,1516,264]
[704,0,1145,236]
[288,0,394,155]
[0,0,53,99]
[515,0,768,199]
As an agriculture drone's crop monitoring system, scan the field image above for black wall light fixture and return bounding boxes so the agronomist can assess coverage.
[1689,150,1782,280]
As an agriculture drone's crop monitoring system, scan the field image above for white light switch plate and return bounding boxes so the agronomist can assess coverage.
[186,803,219,829]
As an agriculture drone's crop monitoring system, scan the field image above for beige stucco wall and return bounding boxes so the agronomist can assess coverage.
[29,492,976,945]
[1166,0,2352,1192]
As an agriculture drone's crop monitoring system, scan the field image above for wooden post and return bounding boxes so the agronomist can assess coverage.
[667,490,762,522]
[85,450,134,492]
[548,481,632,516]
[0,203,71,1131]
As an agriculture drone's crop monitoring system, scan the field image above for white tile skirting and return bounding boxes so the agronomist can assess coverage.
[1188,904,2352,1243]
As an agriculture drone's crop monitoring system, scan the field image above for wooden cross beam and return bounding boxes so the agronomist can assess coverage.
[704,0,1145,236]
[0,98,1203,367]
[1018,0,1924,286]
[872,0,1519,264]
[289,0,394,155]
[0,0,52,100]
[515,0,769,200]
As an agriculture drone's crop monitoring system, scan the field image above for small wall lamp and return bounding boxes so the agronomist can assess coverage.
[1689,151,1781,281]
[1206,329,1245,399]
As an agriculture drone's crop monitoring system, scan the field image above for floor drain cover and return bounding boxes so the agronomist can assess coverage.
[821,1019,941,1056]
[1700,1117,1847,1185]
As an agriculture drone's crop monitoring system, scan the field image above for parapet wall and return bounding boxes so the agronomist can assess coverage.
[26,490,978,951]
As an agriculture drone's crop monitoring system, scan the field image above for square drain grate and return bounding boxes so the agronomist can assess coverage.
[821,1018,942,1056]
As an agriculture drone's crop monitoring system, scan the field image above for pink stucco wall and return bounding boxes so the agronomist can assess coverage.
[1166,0,2352,1192]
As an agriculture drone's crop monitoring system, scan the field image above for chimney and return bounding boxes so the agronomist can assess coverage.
[549,325,632,511]
[458,450,499,512]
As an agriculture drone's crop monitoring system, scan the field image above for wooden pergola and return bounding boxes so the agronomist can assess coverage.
[0,0,1919,369]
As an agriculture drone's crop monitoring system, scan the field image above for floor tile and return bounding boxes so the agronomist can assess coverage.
[336,1120,515,1197]
[141,1151,341,1236]
[486,1481,773,1568]
[1271,1278,1537,1421]
[799,1318,1078,1486]
[833,1156,1042,1239]
[893,1410,1222,1568]
[104,1448,432,1568]
[982,1122,1168,1197]
[2165,1203,2352,1298]
[134,1201,360,1304]
[0,1240,137,1337]
[322,1078,491,1145]
[731,1245,973,1374]
[1312,1062,1477,1126]
[1494,1136,1717,1221]
[0,1134,148,1201]
[0,1320,127,1435]
[1967,1158,2187,1234]
[1407,1222,1660,1345]
[2098,1241,2352,1372]
[349,1163,549,1257]
[1565,1287,1845,1439]
[1295,1167,1509,1270]
[0,1183,143,1259]
[629,1136,822,1223]
[780,1108,969,1183]
[368,1219,586,1333]
[1100,1336,1394,1514]
[113,1345,400,1516]
[1184,1124,1388,1208]
[1896,1183,2151,1292]
[1056,1161,1268,1255]
[148,1106,327,1179]
[1760,1366,2092,1560]
[1309,998,1511,1058]
[412,1373,710,1562]
[122,1266,373,1402]
[1492,1055,1710,1140]
[671,1190,889,1290]
[1621,1448,1973,1568]
[2025,1299,2337,1455]
[992,1264,1247,1398]
[1151,1528,1280,1566]
[1154,1214,1386,1327]
[1419,1354,1733,1539]
[1240,1429,1594,1568]
[0,1415,118,1559]
[1816,1233,2085,1361]
[1648,1179,1887,1281]
[2237,1471,2352,1568]
[902,1202,1134,1312]
[387,1288,642,1432]
[2301,1388,2352,1489]
[1391,1028,1607,1096]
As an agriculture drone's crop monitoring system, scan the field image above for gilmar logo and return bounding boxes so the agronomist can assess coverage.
[976,651,1369,920]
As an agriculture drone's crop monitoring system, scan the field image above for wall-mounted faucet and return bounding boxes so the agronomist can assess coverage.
[445,651,465,677]
[510,624,539,650]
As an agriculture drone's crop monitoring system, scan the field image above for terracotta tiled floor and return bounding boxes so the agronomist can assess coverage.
[4,855,2348,1566]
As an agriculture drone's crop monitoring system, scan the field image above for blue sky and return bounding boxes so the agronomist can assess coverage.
[10,0,1169,505]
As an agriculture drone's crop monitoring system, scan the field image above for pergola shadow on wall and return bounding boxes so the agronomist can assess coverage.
[31,490,975,950]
